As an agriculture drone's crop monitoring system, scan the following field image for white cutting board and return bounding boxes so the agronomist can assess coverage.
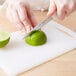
[0,21,76,76]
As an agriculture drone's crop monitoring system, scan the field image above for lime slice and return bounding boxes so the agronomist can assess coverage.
[25,30,47,46]
[0,32,10,48]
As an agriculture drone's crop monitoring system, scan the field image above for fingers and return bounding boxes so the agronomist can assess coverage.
[7,1,36,34]
[12,9,27,33]
[26,4,37,27]
[47,0,56,17]
[7,6,26,33]
[55,0,68,20]
[48,0,76,20]
[57,5,67,19]
[18,4,32,33]
[56,0,76,20]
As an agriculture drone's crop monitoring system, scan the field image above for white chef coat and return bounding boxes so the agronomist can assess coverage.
[28,0,50,11]
[0,0,50,11]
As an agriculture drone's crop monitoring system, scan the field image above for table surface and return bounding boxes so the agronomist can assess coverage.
[0,10,76,76]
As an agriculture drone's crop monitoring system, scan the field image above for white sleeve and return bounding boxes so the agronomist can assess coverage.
[28,0,50,11]
[2,0,50,11]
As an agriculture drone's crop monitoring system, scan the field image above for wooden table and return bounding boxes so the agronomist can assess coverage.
[0,10,76,76]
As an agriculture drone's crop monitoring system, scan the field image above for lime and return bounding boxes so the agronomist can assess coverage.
[25,30,47,46]
[0,32,10,48]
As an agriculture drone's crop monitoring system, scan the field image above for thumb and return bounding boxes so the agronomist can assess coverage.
[47,0,56,16]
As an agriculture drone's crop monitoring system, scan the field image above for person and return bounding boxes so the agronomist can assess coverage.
[6,0,76,33]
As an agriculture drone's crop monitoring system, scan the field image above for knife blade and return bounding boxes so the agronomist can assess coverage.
[23,16,54,39]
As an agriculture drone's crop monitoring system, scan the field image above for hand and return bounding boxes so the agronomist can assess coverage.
[7,0,37,33]
[47,0,76,20]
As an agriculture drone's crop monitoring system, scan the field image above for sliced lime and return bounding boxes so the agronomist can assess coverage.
[0,32,10,48]
[25,30,47,46]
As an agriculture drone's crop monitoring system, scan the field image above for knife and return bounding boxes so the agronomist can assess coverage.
[23,15,56,39]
